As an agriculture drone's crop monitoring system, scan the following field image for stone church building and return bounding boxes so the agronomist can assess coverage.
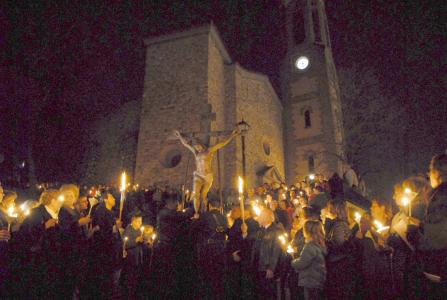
[83,0,345,193]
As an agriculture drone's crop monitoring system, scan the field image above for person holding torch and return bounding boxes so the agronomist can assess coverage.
[122,211,144,299]
[408,154,447,297]
[89,192,122,299]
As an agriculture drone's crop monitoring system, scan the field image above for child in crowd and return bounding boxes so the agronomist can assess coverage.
[291,220,327,300]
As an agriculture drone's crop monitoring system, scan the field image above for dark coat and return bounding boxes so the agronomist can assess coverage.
[411,182,447,279]
[17,204,62,298]
[251,223,283,274]
[156,207,192,248]
[275,209,292,232]
[0,210,9,287]
[91,203,121,268]
[227,218,259,262]
[59,206,85,253]
[124,224,143,266]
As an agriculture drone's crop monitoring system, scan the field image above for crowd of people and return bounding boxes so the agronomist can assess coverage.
[0,153,446,299]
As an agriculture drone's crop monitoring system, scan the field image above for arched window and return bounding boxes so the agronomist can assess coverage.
[308,155,315,173]
[304,110,312,128]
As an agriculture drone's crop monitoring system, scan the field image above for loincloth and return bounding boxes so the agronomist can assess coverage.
[193,171,213,183]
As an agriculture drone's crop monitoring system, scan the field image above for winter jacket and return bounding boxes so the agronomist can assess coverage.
[251,223,283,273]
[291,241,327,289]
[409,182,447,279]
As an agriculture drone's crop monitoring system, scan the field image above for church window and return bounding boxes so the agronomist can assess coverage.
[161,148,182,168]
[304,110,312,128]
[308,155,315,173]
[293,6,306,44]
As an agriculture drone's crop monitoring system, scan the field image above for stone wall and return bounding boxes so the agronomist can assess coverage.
[82,100,140,186]
[233,65,285,188]
[135,28,211,189]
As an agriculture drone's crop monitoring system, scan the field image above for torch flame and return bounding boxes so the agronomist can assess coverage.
[355,212,362,223]
[120,172,127,192]
[287,244,295,254]
[253,205,261,216]
[402,196,410,207]
[238,176,244,194]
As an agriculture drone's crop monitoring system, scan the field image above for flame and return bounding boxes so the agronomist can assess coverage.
[278,235,286,245]
[287,244,295,254]
[120,172,127,192]
[355,212,362,222]
[401,196,410,207]
[253,205,261,216]
[238,176,244,194]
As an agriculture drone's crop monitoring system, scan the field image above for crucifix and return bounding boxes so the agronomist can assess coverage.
[173,104,244,217]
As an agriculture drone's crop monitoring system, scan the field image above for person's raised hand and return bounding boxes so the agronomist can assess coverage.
[116,219,123,229]
[232,250,241,262]
[173,130,181,139]
[265,269,274,279]
[78,216,91,226]
[45,218,58,229]
[231,128,241,136]
[0,230,11,242]
[408,216,421,227]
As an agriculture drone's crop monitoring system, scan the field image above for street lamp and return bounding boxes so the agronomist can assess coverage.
[236,119,250,181]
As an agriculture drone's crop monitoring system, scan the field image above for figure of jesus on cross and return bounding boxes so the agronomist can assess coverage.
[173,128,240,217]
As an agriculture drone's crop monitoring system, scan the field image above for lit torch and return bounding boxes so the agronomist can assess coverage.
[119,172,127,221]
[402,188,413,217]
[374,220,390,233]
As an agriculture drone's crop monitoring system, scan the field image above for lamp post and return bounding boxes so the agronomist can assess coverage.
[236,119,250,187]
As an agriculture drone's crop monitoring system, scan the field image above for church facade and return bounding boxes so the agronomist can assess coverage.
[83,0,344,192]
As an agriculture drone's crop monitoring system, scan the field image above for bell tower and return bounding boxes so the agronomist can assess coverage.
[281,0,344,183]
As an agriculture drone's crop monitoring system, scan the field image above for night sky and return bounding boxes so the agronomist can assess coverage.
[0,0,446,199]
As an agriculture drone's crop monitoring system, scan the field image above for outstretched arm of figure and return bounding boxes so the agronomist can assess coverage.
[174,130,195,154]
[209,128,240,153]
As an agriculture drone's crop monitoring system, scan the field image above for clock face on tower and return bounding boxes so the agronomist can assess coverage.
[295,56,309,70]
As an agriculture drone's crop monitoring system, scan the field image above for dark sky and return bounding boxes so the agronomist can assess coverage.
[0,0,446,197]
